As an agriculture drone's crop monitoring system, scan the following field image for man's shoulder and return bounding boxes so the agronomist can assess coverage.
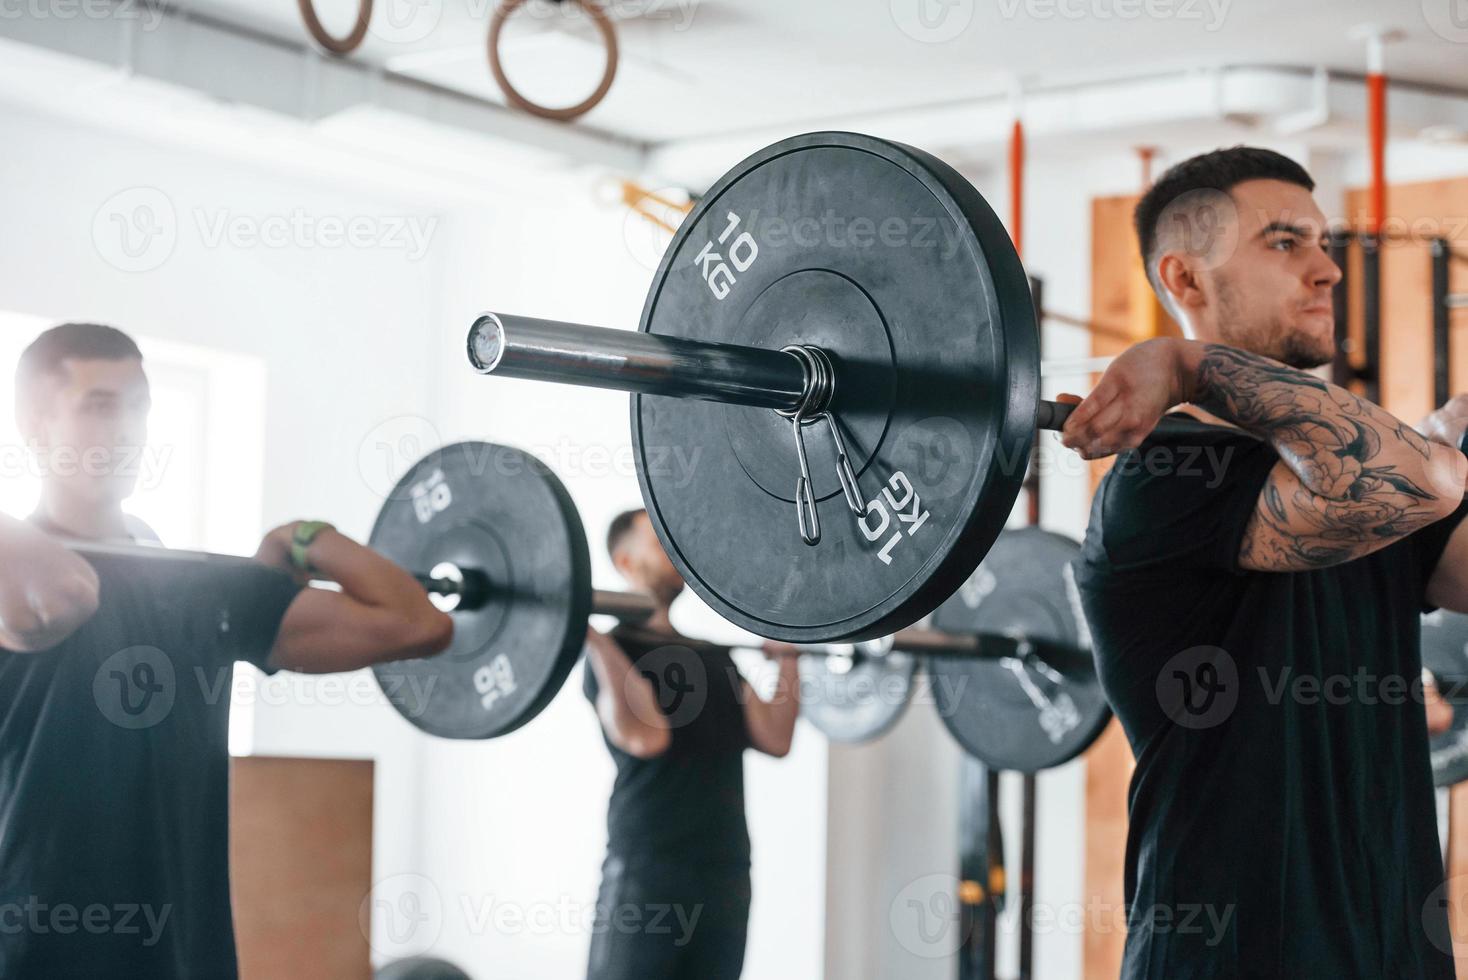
[1091,424,1269,514]
[123,514,162,545]
[1079,423,1276,579]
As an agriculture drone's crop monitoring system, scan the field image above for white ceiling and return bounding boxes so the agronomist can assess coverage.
[181,0,1468,145]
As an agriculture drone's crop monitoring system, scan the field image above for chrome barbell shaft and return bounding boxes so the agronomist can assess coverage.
[468,312,1216,438]
[63,539,658,622]
[469,312,806,411]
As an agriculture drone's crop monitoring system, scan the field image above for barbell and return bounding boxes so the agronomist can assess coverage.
[364,440,1106,768]
[465,130,1212,645]
[59,439,1108,770]
[60,537,654,624]
[799,525,1107,771]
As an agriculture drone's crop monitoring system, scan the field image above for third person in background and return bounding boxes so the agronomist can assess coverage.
[582,508,800,980]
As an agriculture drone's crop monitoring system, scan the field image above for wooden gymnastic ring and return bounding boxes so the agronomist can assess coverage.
[488,0,619,122]
[298,0,372,56]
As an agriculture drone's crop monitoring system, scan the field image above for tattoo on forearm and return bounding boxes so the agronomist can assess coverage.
[1193,344,1442,568]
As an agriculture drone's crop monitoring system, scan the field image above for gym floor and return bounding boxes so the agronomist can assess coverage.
[2,2,1468,979]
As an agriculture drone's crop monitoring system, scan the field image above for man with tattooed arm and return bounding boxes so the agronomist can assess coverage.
[1066,148,1468,979]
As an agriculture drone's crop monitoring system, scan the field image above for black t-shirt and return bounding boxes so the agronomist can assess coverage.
[0,551,300,979]
[583,625,752,876]
[1075,420,1467,980]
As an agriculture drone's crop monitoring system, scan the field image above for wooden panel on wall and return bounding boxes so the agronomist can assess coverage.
[1343,178,1468,422]
[1084,720,1135,974]
[1082,193,1153,980]
[231,756,375,980]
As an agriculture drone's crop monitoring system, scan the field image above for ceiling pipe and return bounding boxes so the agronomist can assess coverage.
[1273,66,1332,135]
[647,64,1468,188]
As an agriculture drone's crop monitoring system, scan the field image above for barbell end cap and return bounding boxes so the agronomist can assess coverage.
[468,313,507,374]
[1035,398,1071,433]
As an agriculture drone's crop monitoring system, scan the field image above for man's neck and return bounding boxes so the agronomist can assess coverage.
[34,490,130,541]
[642,608,676,635]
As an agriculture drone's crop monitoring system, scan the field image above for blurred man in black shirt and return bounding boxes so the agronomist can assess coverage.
[0,322,454,978]
[582,508,800,980]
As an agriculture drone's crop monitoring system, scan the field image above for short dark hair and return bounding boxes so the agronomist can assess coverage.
[1134,146,1315,294]
[606,508,645,559]
[16,322,142,404]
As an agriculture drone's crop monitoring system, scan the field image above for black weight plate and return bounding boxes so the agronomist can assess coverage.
[632,131,1038,643]
[799,646,916,743]
[369,442,591,740]
[1423,609,1468,787]
[927,528,1110,772]
[376,958,472,980]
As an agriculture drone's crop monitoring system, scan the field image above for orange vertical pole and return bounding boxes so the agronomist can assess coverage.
[1136,146,1157,190]
[1367,71,1386,235]
[1356,30,1397,235]
[1009,119,1025,257]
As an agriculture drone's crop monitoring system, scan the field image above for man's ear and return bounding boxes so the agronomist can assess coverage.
[13,394,47,450]
[611,547,635,584]
[1157,253,1206,316]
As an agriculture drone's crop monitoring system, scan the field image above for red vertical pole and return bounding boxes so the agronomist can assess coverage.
[1136,146,1157,190]
[1009,119,1025,257]
[1367,71,1386,236]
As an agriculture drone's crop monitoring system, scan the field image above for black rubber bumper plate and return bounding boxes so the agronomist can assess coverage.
[928,527,1109,772]
[633,131,1038,643]
[369,442,591,740]
[799,646,917,743]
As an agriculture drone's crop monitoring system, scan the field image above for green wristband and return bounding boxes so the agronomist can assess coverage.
[290,521,334,574]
